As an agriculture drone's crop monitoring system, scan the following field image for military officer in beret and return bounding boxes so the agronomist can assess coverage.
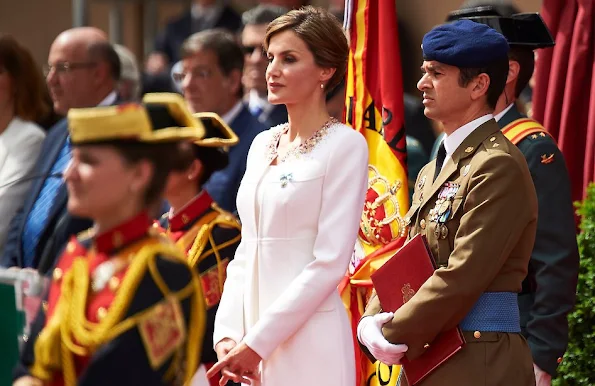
[358,20,538,385]
[161,113,242,386]
[441,9,580,385]
[13,93,207,386]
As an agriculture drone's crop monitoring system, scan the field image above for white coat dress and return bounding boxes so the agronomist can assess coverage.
[213,121,368,386]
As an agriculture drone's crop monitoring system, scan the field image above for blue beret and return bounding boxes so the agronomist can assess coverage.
[422,19,509,67]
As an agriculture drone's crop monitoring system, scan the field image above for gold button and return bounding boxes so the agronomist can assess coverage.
[97,307,108,321]
[557,357,563,364]
[182,214,190,224]
[490,137,496,142]
[423,343,430,349]
[66,242,76,253]
[465,147,474,153]
[473,331,481,339]
[53,268,63,281]
[152,222,160,228]
[109,276,121,292]
[420,219,426,230]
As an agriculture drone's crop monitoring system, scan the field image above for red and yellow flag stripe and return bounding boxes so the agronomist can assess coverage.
[342,0,409,385]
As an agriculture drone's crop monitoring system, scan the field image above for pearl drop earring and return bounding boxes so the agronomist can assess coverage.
[320,83,324,89]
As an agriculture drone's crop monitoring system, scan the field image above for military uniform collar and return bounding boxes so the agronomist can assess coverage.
[495,103,524,128]
[94,211,151,255]
[419,118,501,206]
[494,103,514,123]
[443,114,493,160]
[169,191,214,232]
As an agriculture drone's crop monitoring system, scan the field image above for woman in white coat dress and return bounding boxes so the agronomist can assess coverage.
[208,6,368,386]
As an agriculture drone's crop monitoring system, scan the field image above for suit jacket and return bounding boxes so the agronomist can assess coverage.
[0,118,46,252]
[362,119,538,385]
[154,6,241,64]
[0,119,92,274]
[499,106,579,375]
[204,104,266,214]
[259,104,288,129]
[214,123,368,385]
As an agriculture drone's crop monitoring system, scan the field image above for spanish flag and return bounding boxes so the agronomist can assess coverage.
[340,0,409,385]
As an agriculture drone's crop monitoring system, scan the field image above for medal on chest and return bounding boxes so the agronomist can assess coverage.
[429,182,460,224]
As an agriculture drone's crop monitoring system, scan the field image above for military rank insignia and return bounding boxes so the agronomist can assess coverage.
[138,296,186,369]
[429,182,460,239]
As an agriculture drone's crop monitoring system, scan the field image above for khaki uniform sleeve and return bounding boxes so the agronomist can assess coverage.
[382,152,537,359]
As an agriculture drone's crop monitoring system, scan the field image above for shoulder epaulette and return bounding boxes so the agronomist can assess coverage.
[502,118,554,145]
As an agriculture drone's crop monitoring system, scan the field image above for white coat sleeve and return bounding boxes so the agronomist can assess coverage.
[242,129,369,360]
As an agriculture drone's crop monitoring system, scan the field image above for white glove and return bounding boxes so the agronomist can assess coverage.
[533,363,551,386]
[357,312,409,365]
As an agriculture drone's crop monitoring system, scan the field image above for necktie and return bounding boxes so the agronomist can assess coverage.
[22,137,71,267]
[434,142,446,182]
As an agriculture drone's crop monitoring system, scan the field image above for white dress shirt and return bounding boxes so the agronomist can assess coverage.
[441,114,494,171]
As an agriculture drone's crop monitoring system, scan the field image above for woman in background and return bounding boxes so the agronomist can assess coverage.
[161,113,241,386]
[0,35,51,252]
[209,7,368,386]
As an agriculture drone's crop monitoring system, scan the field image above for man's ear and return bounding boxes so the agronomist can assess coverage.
[507,60,521,86]
[93,60,111,86]
[470,73,491,102]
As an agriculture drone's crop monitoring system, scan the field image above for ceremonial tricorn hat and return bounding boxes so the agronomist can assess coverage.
[447,7,555,49]
[67,93,206,145]
[191,112,239,172]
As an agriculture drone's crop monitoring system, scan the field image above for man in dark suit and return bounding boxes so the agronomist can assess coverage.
[0,27,120,274]
[174,29,266,214]
[445,8,580,385]
[241,5,288,128]
[145,0,241,76]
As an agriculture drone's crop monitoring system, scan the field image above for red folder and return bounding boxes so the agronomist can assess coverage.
[370,234,465,385]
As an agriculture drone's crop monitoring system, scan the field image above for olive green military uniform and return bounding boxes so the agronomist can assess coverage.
[362,119,538,385]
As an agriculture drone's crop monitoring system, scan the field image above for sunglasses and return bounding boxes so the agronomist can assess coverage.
[242,45,267,58]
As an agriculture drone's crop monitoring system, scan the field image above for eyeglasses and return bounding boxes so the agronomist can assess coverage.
[43,62,97,77]
[242,45,267,58]
[172,68,213,83]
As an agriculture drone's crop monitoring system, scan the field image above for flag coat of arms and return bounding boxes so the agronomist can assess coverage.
[340,0,409,385]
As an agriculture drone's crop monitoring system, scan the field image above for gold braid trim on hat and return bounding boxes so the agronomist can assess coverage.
[29,240,206,386]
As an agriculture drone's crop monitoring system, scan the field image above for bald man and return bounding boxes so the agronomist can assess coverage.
[1,27,121,274]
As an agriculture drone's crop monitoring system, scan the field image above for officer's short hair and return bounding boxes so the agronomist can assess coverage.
[242,5,289,27]
[458,58,509,110]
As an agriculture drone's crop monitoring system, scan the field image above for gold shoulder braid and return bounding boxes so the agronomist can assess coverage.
[30,238,206,386]
[185,203,241,302]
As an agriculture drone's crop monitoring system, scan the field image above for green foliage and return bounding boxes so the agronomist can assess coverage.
[554,183,595,386]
